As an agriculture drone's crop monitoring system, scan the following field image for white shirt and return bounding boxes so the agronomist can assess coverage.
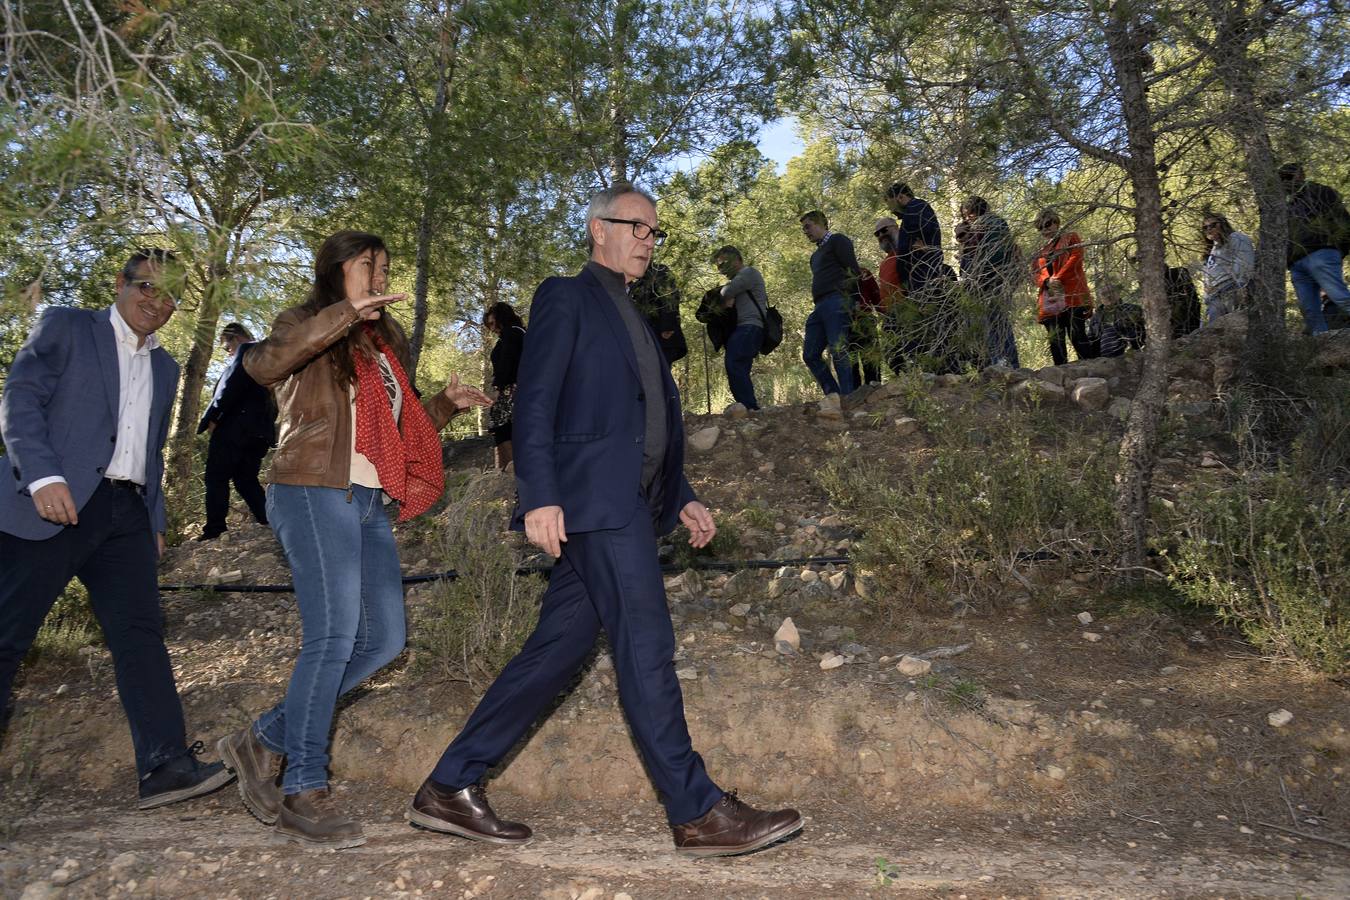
[29,305,158,494]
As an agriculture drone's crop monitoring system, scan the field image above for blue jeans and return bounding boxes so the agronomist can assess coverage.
[254,483,406,793]
[724,324,762,409]
[1290,248,1350,334]
[803,292,856,396]
[1204,285,1242,324]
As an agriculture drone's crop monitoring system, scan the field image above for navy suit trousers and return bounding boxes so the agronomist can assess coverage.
[430,495,723,825]
[0,480,187,775]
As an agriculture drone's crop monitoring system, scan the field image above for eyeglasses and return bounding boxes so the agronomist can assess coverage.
[601,218,667,245]
[133,281,177,307]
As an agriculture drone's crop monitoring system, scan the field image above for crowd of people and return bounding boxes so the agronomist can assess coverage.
[0,163,1345,855]
[667,163,1350,407]
[0,187,802,858]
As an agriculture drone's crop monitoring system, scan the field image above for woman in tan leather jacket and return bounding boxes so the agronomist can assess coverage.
[215,230,489,849]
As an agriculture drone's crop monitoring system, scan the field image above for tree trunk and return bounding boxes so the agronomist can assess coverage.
[1104,8,1171,578]
[408,183,437,384]
[166,250,230,499]
[1205,0,1288,383]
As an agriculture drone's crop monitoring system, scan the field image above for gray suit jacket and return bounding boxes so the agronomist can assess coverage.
[0,307,178,540]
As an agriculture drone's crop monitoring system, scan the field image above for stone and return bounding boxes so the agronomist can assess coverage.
[934,373,962,387]
[817,393,843,417]
[1036,366,1070,387]
[853,573,878,599]
[1267,709,1294,728]
[1011,379,1066,404]
[110,853,139,872]
[687,426,721,452]
[19,883,55,900]
[1199,451,1224,468]
[1108,397,1132,421]
[799,569,819,584]
[892,416,920,436]
[1082,632,1103,643]
[896,655,932,677]
[54,683,69,696]
[1077,611,1094,625]
[774,617,800,652]
[800,580,832,602]
[723,402,748,418]
[819,653,846,670]
[827,572,848,591]
[1045,765,1067,781]
[1071,377,1110,411]
[767,578,789,599]
[722,569,756,599]
[728,602,751,617]
[675,667,698,681]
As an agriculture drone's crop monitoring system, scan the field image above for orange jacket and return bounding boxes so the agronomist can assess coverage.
[1033,232,1092,321]
[876,253,903,310]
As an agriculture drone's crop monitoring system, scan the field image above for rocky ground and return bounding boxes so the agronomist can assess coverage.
[3,318,1350,899]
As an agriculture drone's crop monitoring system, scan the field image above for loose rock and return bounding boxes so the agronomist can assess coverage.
[896,655,932,676]
[687,426,721,452]
[774,617,800,653]
[1267,709,1294,728]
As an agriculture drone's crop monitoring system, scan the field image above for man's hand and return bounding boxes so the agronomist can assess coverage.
[32,482,78,526]
[206,421,217,433]
[680,500,716,548]
[156,533,166,558]
[348,293,406,321]
[524,505,567,558]
[441,373,492,412]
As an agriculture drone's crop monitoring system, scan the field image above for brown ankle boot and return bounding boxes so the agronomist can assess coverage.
[274,789,366,850]
[672,791,803,857]
[217,726,283,824]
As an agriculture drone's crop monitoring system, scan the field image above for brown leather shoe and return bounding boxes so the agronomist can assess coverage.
[672,791,803,857]
[273,789,366,850]
[217,727,283,824]
[405,779,532,845]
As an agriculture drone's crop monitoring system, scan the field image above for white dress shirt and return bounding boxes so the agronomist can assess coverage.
[28,304,158,494]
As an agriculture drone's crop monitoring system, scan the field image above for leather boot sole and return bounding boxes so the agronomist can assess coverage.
[675,813,804,858]
[216,734,280,825]
[404,804,532,845]
[271,825,367,851]
[136,766,236,811]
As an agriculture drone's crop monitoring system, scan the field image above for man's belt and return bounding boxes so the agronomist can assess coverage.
[104,477,145,496]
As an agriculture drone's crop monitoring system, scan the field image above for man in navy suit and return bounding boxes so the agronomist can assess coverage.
[0,249,233,808]
[195,322,274,541]
[407,185,802,857]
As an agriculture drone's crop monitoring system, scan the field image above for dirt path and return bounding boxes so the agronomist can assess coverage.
[3,784,1347,899]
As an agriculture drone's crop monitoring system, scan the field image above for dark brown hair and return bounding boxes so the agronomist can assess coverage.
[303,230,405,388]
[1201,211,1235,249]
[483,301,524,332]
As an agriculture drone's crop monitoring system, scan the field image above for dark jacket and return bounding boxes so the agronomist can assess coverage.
[511,267,697,536]
[490,325,525,391]
[0,307,177,539]
[809,232,862,300]
[197,342,277,445]
[1287,180,1350,265]
[630,262,687,364]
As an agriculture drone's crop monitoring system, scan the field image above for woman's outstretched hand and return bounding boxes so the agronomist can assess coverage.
[349,292,407,320]
[442,373,492,412]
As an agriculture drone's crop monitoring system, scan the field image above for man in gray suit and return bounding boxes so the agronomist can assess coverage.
[0,249,233,808]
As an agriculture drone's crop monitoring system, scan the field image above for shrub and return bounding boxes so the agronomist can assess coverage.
[30,580,101,662]
[409,472,543,685]
[1168,471,1349,675]
[821,403,1118,612]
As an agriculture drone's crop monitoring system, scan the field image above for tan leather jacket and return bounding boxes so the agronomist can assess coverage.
[244,301,458,489]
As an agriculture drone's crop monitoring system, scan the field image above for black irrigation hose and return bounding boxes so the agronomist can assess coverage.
[157,554,857,595]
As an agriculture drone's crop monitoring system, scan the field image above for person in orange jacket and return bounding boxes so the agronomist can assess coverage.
[1032,208,1100,365]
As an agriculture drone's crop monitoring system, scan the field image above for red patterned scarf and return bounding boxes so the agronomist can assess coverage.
[352,326,444,520]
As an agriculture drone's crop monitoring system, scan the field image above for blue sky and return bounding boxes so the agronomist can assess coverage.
[667,116,805,176]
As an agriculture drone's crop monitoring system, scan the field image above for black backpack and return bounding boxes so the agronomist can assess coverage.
[748,292,783,355]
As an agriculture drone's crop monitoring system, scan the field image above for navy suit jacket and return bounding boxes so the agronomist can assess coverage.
[196,343,277,445]
[511,267,696,536]
[0,307,178,540]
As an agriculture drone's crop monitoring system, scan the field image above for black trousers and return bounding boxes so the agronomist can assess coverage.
[0,479,187,775]
[203,431,269,535]
[1042,307,1100,366]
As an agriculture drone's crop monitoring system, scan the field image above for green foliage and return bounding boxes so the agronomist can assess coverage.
[409,473,543,685]
[1168,472,1349,675]
[821,401,1118,611]
[30,581,100,662]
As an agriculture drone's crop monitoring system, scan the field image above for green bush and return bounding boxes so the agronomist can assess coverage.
[409,473,543,685]
[820,404,1118,611]
[30,580,101,661]
[1168,472,1349,675]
